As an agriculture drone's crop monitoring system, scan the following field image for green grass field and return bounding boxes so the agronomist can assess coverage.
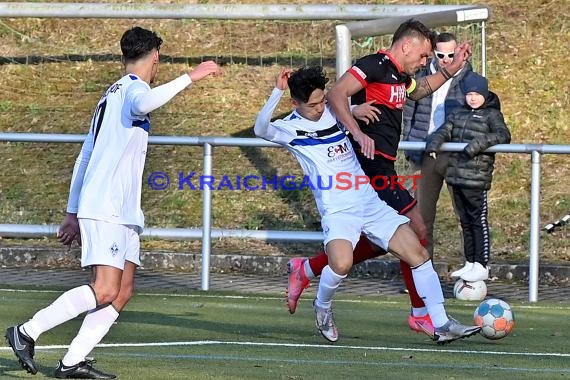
[1,288,568,379]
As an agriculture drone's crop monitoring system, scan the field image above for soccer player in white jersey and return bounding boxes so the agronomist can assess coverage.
[254,66,480,344]
[5,27,220,379]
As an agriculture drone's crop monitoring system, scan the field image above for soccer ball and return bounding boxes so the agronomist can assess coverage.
[453,279,487,301]
[473,298,515,340]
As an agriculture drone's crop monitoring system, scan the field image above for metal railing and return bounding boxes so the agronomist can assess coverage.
[1,2,566,301]
[1,132,570,301]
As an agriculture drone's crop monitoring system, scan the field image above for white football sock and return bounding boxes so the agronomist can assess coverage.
[303,259,315,280]
[21,285,97,341]
[412,307,428,317]
[315,265,346,309]
[411,260,448,328]
[62,304,119,367]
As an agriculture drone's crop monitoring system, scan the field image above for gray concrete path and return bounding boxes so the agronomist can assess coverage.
[0,267,567,303]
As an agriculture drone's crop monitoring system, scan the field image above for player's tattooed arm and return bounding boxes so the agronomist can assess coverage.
[407,76,434,100]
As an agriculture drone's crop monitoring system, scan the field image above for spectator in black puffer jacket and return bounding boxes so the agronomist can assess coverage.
[425,71,511,283]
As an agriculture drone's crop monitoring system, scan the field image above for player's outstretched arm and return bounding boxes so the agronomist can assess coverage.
[253,69,290,141]
[131,60,221,116]
[188,60,221,82]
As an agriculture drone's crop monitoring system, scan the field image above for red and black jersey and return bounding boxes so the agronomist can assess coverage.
[347,50,416,160]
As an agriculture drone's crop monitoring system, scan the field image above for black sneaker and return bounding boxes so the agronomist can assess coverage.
[55,358,116,379]
[5,325,38,374]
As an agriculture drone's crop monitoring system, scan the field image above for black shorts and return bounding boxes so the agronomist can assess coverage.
[356,152,417,215]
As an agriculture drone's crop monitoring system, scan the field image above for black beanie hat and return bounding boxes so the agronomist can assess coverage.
[461,72,489,98]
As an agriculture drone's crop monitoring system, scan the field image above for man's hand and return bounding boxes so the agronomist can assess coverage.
[188,61,221,82]
[448,42,472,73]
[352,101,381,125]
[275,68,291,91]
[352,129,375,159]
[57,213,81,250]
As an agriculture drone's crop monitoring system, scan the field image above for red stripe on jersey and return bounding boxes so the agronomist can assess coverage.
[357,149,397,161]
[365,82,408,110]
[373,150,397,161]
[399,198,417,215]
[348,67,368,88]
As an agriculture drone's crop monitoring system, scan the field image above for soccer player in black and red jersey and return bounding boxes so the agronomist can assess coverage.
[286,19,472,337]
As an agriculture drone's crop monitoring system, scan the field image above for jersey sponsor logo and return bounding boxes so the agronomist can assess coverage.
[365,82,408,110]
[389,84,407,105]
[327,141,351,157]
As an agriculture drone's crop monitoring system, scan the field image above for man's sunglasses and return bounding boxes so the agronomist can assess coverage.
[434,50,454,59]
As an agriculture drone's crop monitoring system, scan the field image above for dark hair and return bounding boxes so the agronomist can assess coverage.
[287,66,329,103]
[120,26,163,62]
[435,32,457,44]
[391,19,435,49]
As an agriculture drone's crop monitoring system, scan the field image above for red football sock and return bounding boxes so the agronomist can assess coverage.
[308,252,329,277]
[353,236,384,265]
[401,238,429,308]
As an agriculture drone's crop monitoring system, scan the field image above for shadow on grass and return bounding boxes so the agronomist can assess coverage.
[118,310,311,340]
[230,124,322,254]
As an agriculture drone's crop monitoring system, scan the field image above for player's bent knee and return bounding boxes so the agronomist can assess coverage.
[416,246,430,262]
[400,243,430,268]
[120,285,134,302]
[330,261,352,276]
[93,287,121,306]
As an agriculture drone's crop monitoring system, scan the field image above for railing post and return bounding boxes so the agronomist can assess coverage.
[201,143,213,291]
[528,150,541,302]
[481,21,486,77]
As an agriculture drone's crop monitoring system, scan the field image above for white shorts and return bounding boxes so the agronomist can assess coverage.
[321,197,409,251]
[79,218,141,270]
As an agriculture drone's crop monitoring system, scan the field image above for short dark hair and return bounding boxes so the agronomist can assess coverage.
[120,26,163,62]
[391,19,435,49]
[287,66,329,103]
[435,32,457,44]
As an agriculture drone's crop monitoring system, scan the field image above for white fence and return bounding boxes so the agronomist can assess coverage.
[1,132,570,302]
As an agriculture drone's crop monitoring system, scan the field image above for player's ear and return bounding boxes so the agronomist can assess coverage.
[401,38,411,55]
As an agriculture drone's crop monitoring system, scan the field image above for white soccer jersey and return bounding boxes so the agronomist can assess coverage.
[254,88,383,216]
[67,73,192,232]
